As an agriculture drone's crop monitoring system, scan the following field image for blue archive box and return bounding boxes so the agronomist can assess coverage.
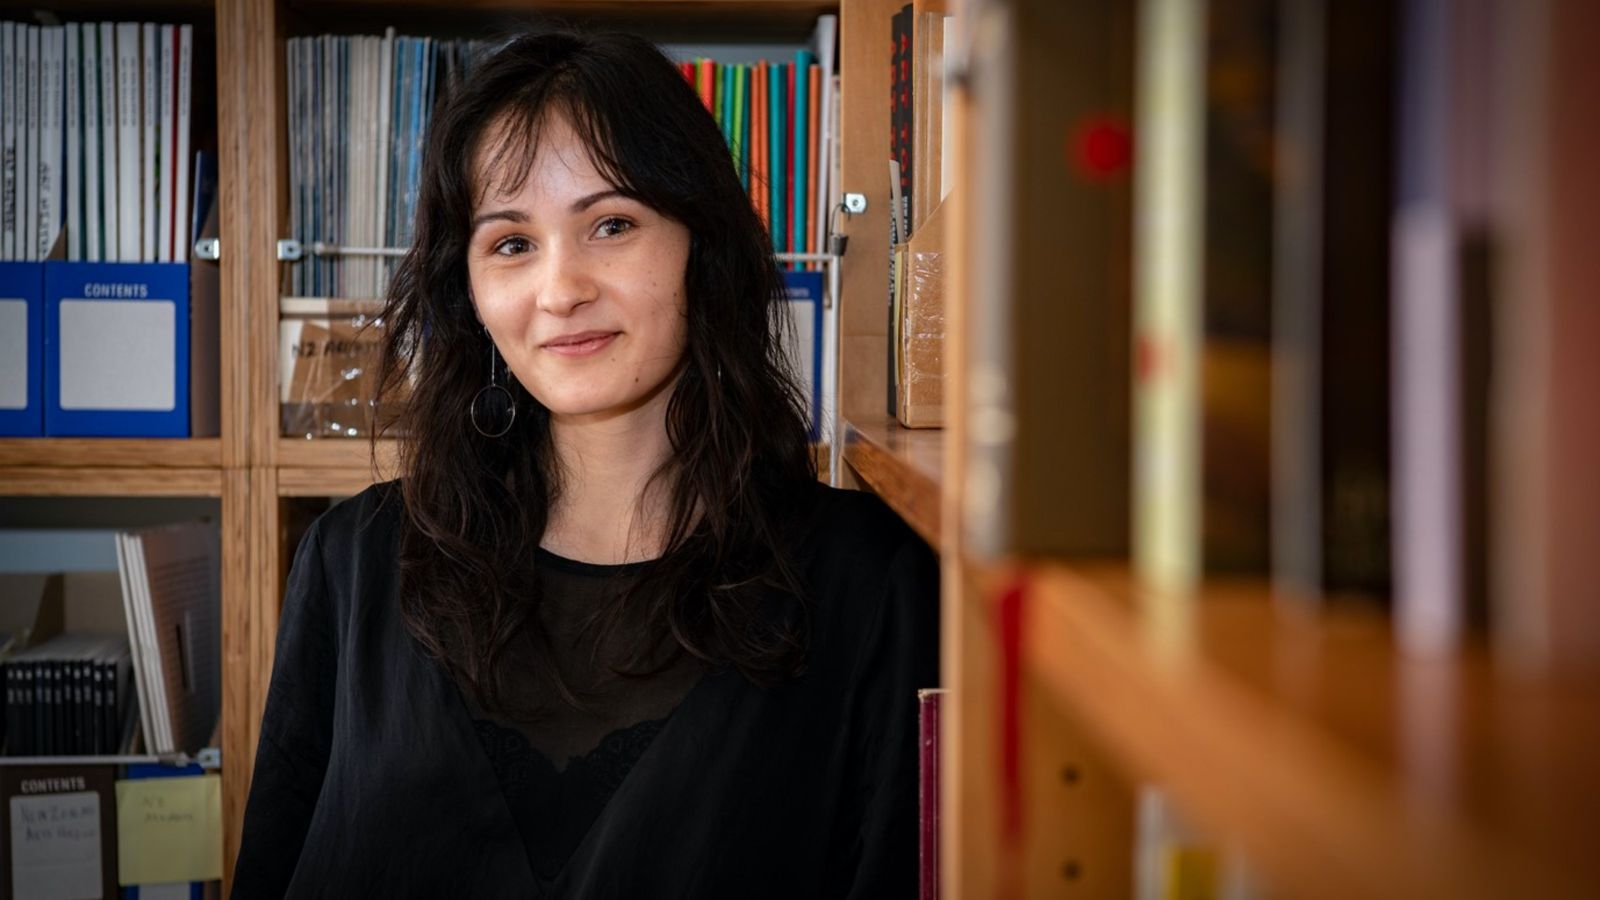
[44,262,192,437]
[780,270,825,440]
[0,262,45,436]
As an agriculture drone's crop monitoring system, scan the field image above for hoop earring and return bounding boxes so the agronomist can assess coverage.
[470,336,517,438]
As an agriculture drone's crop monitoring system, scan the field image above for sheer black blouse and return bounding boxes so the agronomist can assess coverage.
[231,479,939,899]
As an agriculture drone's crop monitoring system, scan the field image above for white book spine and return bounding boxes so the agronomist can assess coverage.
[39,26,62,260]
[157,24,174,263]
[83,24,101,262]
[365,37,381,296]
[22,24,37,261]
[173,25,192,263]
[114,534,157,755]
[66,23,81,262]
[141,23,156,263]
[99,23,118,261]
[116,22,139,263]
[343,38,363,297]
[812,14,836,272]
[1,22,14,260]
[374,30,394,295]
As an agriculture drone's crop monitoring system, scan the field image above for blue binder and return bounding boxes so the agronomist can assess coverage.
[44,262,192,437]
[781,270,825,440]
[0,262,45,436]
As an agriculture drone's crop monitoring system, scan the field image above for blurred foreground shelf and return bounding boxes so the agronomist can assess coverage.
[987,561,1600,900]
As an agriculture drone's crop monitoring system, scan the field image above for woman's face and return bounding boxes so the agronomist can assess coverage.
[467,111,691,424]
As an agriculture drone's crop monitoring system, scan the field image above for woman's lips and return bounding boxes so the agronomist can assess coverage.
[541,331,619,357]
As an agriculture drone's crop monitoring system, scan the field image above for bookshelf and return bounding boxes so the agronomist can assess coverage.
[9,0,1596,896]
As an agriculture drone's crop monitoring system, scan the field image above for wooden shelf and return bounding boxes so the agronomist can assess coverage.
[275,437,398,469]
[0,467,223,497]
[841,418,941,545]
[995,561,1600,900]
[0,440,224,496]
[0,438,222,468]
[284,0,838,35]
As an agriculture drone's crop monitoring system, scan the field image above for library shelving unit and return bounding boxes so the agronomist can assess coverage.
[14,0,1596,897]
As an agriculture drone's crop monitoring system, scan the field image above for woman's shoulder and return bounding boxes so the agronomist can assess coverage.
[792,480,935,590]
[298,478,405,561]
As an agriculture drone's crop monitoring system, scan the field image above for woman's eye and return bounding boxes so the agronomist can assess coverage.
[596,217,634,239]
[493,236,531,256]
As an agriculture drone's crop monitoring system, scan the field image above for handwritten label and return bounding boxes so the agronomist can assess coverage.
[8,792,104,900]
[115,775,222,886]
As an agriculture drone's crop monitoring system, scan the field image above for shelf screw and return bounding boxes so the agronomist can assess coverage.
[1061,764,1080,785]
[1062,860,1082,881]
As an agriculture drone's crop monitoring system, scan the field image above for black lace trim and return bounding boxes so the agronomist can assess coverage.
[472,715,668,793]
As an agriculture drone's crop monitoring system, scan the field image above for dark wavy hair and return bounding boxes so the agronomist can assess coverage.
[373,30,816,718]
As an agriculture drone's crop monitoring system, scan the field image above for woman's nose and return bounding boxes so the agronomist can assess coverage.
[535,242,600,316]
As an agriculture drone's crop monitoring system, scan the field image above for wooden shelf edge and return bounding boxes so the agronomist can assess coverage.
[841,418,941,547]
[277,468,385,498]
[0,467,223,497]
[275,437,400,473]
[0,438,222,469]
[990,562,1577,900]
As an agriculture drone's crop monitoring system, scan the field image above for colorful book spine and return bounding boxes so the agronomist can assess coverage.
[792,53,810,258]
[754,62,767,230]
[807,62,820,259]
[769,61,784,253]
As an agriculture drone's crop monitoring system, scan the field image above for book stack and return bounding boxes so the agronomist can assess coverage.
[4,635,135,756]
[285,31,490,299]
[116,521,221,756]
[0,20,195,263]
[675,15,839,268]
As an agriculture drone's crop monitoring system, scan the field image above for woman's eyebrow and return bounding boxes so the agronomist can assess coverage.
[570,189,626,213]
[470,209,528,233]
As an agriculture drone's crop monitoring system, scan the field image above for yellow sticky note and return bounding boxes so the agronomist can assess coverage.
[115,773,223,886]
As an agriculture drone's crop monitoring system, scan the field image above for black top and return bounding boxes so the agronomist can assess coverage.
[231,479,939,899]
[466,546,705,891]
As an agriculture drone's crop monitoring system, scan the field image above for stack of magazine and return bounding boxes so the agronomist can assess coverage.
[285,31,488,298]
[0,521,220,759]
[0,20,197,263]
[115,520,222,756]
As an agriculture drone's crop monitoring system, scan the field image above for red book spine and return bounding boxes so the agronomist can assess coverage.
[699,58,715,112]
[918,688,944,900]
[754,63,767,228]
[807,63,820,259]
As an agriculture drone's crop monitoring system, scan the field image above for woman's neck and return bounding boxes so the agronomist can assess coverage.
[541,391,676,566]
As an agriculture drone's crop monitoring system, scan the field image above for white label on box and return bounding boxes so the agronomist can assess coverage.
[59,298,176,411]
[0,299,27,409]
[9,791,103,900]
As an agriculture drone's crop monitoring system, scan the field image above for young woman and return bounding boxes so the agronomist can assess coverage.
[233,30,938,898]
